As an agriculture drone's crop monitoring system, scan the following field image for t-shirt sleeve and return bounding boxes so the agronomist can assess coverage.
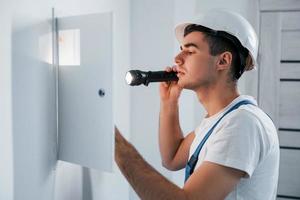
[204,109,262,178]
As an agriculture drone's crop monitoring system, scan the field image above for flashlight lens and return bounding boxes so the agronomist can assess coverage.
[125,72,133,85]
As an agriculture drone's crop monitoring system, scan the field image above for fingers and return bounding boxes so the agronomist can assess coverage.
[115,126,120,141]
[165,65,178,72]
[160,66,173,87]
[114,126,119,135]
[115,125,126,145]
[160,65,179,88]
[165,66,172,72]
[172,65,178,72]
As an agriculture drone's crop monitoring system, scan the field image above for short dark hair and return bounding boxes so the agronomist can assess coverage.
[184,24,248,82]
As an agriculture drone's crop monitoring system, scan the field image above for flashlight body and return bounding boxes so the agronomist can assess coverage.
[126,70,178,86]
[146,71,178,85]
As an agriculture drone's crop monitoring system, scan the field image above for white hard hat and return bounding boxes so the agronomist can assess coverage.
[175,9,258,73]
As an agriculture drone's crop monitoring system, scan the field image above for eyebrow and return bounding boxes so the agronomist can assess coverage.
[180,42,199,50]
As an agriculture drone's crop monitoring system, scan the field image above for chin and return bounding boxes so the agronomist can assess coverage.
[177,79,193,90]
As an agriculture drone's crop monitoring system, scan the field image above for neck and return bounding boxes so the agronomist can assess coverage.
[195,81,239,117]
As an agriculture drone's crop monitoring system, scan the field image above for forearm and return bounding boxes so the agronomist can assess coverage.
[115,131,187,200]
[159,101,184,167]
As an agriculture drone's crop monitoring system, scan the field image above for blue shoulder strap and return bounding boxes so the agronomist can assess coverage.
[184,100,255,182]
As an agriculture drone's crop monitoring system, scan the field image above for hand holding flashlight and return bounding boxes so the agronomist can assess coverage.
[159,66,183,103]
[125,66,182,102]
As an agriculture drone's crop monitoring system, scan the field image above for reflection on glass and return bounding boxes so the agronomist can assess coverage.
[58,29,80,66]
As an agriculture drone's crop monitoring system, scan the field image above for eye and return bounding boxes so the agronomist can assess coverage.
[181,49,195,56]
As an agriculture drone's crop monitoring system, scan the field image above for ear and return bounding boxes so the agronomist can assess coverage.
[216,52,232,71]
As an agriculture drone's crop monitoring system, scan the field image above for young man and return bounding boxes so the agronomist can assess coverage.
[115,10,279,200]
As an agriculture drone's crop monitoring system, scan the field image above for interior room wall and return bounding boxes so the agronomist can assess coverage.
[0,1,14,199]
[129,0,177,198]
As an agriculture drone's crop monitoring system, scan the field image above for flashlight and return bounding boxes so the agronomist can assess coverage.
[125,70,178,86]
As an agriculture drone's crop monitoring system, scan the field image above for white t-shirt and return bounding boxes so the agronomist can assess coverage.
[189,95,280,200]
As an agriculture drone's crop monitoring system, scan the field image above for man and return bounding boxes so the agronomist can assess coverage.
[115,10,279,200]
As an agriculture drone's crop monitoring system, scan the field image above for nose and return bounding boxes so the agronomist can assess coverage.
[174,52,184,66]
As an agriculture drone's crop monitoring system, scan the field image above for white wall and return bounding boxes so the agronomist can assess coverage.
[129,0,176,198]
[11,1,57,199]
[0,1,14,200]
